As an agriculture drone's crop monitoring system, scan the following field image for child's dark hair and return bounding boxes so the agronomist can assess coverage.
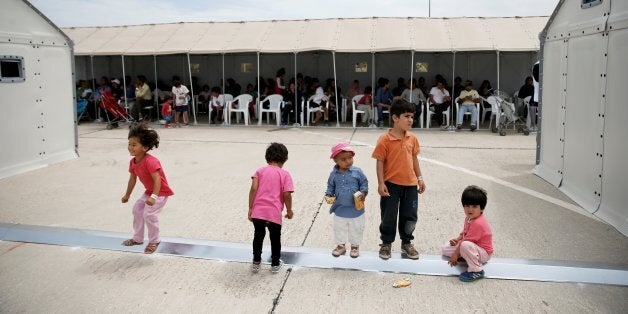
[211,86,221,94]
[265,142,288,164]
[390,98,416,116]
[461,185,488,210]
[128,123,160,151]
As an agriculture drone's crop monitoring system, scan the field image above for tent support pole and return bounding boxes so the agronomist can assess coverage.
[496,50,500,91]
[221,53,225,94]
[90,55,100,121]
[332,51,340,127]
[294,52,299,126]
[121,55,128,111]
[447,51,456,131]
[410,50,414,103]
[257,51,260,119]
[153,55,159,120]
[187,53,197,125]
[371,52,376,126]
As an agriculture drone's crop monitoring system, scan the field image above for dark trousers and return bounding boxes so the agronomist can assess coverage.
[379,181,418,244]
[252,218,282,266]
[430,102,450,126]
[281,103,294,124]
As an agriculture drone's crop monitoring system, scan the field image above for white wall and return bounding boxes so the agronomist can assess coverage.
[0,0,77,179]
[536,0,628,236]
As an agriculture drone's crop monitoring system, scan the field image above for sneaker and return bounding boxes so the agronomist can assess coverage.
[270,260,283,274]
[377,121,384,128]
[332,244,346,257]
[456,124,462,130]
[470,125,477,132]
[251,262,261,273]
[349,245,359,258]
[401,243,420,260]
[459,270,485,282]
[379,243,391,260]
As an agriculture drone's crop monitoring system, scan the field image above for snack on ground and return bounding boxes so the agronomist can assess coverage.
[392,277,412,288]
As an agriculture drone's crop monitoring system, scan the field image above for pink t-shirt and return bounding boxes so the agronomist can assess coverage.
[460,214,493,255]
[250,165,294,225]
[128,154,174,197]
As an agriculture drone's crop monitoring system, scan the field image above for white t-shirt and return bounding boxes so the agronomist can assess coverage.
[429,86,450,104]
[171,85,190,106]
[211,94,225,108]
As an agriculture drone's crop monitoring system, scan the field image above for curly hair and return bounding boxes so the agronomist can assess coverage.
[128,123,160,151]
[265,142,288,164]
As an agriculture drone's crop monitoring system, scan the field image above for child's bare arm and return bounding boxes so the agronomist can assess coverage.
[413,156,425,194]
[145,171,161,205]
[248,177,259,221]
[121,174,137,203]
[376,160,389,196]
[283,192,293,219]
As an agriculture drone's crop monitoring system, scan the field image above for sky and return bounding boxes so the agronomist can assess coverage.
[29,0,560,28]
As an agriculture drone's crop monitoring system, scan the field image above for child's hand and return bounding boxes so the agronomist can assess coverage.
[285,209,294,219]
[449,238,459,246]
[145,197,155,206]
[448,252,460,266]
[378,184,390,197]
[418,180,426,194]
[121,195,129,203]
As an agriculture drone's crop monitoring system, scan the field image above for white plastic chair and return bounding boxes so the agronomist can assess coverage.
[227,94,253,125]
[481,97,494,126]
[351,94,366,128]
[455,97,481,129]
[302,96,326,126]
[209,94,232,124]
[425,99,451,128]
[258,94,283,126]
[484,96,500,131]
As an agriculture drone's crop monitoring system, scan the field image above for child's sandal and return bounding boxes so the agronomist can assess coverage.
[122,239,143,246]
[144,242,160,254]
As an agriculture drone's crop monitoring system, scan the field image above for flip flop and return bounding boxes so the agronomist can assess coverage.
[121,239,143,246]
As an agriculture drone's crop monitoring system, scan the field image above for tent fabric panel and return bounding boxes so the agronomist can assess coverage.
[192,22,240,54]
[409,19,452,51]
[297,19,338,52]
[258,20,304,53]
[448,18,494,51]
[76,27,125,55]
[222,21,271,53]
[372,18,412,51]
[491,18,540,51]
[100,25,153,55]
[155,23,210,54]
[125,24,179,55]
[334,19,374,52]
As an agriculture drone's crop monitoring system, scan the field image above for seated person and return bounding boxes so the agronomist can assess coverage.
[428,80,452,127]
[309,78,329,125]
[357,86,373,127]
[375,78,393,127]
[210,86,225,124]
[282,82,301,125]
[456,80,480,131]
[398,78,425,127]
[197,84,211,113]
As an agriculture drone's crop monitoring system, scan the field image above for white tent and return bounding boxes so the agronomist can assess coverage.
[63,17,546,124]
[535,0,628,236]
[0,0,76,179]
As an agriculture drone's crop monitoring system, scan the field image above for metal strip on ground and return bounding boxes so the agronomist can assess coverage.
[1,223,627,286]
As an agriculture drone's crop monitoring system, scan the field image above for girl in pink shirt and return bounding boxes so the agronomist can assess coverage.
[442,185,493,282]
[121,123,174,254]
[248,143,294,274]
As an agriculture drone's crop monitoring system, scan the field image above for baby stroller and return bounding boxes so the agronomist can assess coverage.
[488,90,530,136]
[99,91,135,129]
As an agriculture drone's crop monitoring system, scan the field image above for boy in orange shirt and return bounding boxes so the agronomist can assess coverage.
[372,99,426,260]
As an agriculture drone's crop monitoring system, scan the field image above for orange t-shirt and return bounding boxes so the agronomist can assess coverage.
[372,130,420,186]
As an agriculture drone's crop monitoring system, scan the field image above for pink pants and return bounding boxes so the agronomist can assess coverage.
[442,241,490,272]
[132,194,168,244]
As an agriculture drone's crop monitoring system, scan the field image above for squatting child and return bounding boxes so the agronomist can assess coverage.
[121,123,174,254]
[248,143,294,274]
[442,185,493,282]
[372,99,426,260]
[325,142,368,258]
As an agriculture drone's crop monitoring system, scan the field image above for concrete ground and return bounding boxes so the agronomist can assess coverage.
[1,122,627,313]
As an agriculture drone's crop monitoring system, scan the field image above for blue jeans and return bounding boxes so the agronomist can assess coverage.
[456,104,478,126]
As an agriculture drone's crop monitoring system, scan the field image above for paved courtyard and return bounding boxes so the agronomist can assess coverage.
[1,122,626,312]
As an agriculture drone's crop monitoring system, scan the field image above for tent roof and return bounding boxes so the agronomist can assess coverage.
[62,16,547,56]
